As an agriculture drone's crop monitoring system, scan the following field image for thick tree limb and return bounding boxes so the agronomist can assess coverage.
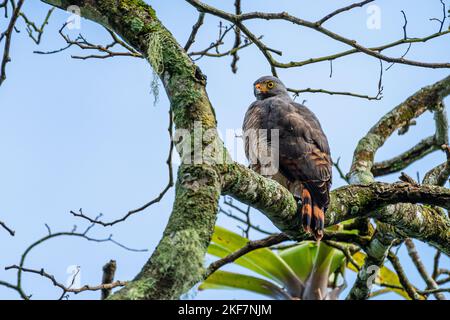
[423,143,450,186]
[223,162,450,254]
[372,101,448,177]
[347,225,397,300]
[349,74,450,183]
[101,260,117,300]
[372,136,437,177]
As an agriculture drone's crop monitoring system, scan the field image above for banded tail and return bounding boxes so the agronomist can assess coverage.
[300,188,325,241]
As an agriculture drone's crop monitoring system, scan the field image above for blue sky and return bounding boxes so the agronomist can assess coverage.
[0,0,449,299]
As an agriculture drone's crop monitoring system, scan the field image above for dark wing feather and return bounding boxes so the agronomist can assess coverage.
[243,101,263,162]
[266,98,332,209]
[243,100,294,192]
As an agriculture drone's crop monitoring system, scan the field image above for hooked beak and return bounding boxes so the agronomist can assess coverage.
[254,82,267,93]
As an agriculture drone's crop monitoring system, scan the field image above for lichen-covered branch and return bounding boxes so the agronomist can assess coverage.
[372,100,448,177]
[41,0,222,300]
[423,143,450,186]
[346,225,397,300]
[223,163,450,254]
[371,136,437,177]
[349,74,450,183]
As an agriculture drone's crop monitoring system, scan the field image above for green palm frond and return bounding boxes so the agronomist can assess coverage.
[203,226,413,300]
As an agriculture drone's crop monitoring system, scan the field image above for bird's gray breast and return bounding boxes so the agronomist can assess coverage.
[243,97,290,177]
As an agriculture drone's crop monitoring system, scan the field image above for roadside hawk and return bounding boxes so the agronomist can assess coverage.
[242,76,332,240]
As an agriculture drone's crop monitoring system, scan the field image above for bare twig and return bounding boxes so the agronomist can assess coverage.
[316,0,375,26]
[404,238,445,300]
[0,220,15,236]
[437,276,450,285]
[19,8,54,44]
[332,157,350,184]
[186,0,450,70]
[432,250,441,280]
[184,12,205,51]
[34,24,143,60]
[189,34,258,59]
[0,0,8,18]
[0,0,25,86]
[205,233,290,278]
[387,251,422,300]
[230,0,241,73]
[220,197,272,236]
[429,0,447,33]
[2,220,145,299]
[324,240,360,271]
[5,265,127,297]
[290,87,382,101]
[418,287,450,295]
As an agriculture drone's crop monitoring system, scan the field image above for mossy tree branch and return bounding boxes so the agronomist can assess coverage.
[223,162,450,254]
[349,75,450,184]
[41,0,222,300]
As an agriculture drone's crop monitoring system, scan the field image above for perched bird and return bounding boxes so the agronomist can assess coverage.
[243,76,332,240]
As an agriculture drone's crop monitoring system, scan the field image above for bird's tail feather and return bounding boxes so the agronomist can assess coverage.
[300,188,325,241]
[312,205,324,241]
[301,188,313,234]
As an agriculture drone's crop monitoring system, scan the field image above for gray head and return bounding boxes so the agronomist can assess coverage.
[253,76,289,100]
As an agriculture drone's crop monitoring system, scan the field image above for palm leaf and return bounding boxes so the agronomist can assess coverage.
[277,242,317,282]
[200,270,291,300]
[208,226,302,294]
[207,243,273,280]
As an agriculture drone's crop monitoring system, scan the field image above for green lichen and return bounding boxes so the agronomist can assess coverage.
[152,229,206,290]
[130,17,144,33]
[144,26,170,103]
[145,26,167,75]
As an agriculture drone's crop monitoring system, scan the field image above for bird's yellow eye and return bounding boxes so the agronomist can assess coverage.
[267,81,274,89]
